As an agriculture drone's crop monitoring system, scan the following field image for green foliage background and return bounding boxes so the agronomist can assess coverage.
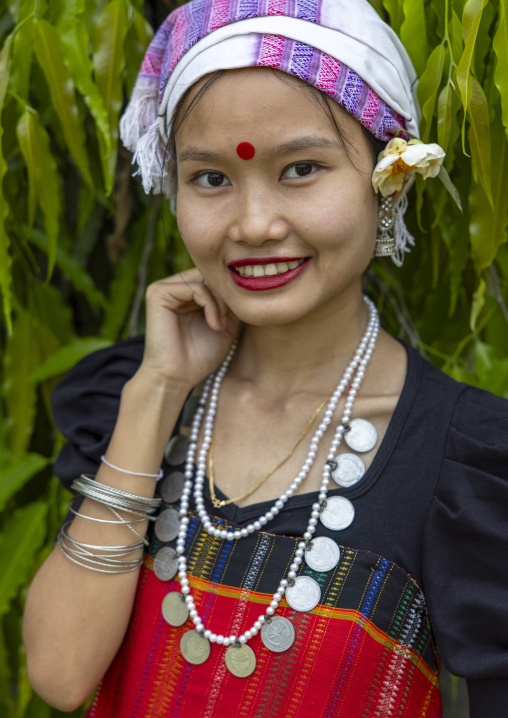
[0,0,506,715]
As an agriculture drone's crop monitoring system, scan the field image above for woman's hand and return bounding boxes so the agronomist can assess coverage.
[137,268,240,388]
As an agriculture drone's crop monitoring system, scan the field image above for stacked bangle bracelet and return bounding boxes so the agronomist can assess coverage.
[58,473,162,574]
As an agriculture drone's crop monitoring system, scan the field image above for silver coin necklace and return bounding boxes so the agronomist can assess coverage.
[160,296,380,675]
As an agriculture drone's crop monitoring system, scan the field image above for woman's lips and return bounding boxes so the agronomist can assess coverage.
[228,257,310,291]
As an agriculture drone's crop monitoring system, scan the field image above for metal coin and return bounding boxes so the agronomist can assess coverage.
[344,418,378,453]
[305,536,341,572]
[154,547,178,581]
[332,453,366,488]
[165,435,189,466]
[225,643,256,677]
[181,396,200,427]
[180,630,211,665]
[320,496,355,531]
[161,471,186,504]
[260,616,295,653]
[155,507,180,542]
[285,576,321,612]
[161,592,189,627]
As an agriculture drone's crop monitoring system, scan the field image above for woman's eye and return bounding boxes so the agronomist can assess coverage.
[195,172,231,188]
[283,163,318,179]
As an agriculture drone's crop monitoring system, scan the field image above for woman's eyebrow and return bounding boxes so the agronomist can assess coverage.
[178,135,338,163]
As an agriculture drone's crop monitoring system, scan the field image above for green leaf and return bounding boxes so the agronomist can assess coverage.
[28,227,108,310]
[29,281,74,346]
[9,16,33,101]
[0,629,13,715]
[16,111,40,229]
[0,503,48,619]
[474,2,494,81]
[93,0,128,188]
[437,83,453,151]
[0,34,13,107]
[100,216,148,340]
[450,9,464,67]
[382,0,404,33]
[32,18,92,188]
[479,357,508,397]
[494,0,508,142]
[417,43,446,143]
[132,7,154,50]
[124,7,154,93]
[470,113,508,270]
[470,276,486,330]
[3,309,58,454]
[59,17,113,194]
[438,165,463,211]
[468,76,493,206]
[0,34,13,334]
[400,0,428,76]
[19,112,61,278]
[30,337,113,383]
[456,0,489,146]
[0,453,48,512]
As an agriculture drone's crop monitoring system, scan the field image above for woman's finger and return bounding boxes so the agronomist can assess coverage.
[147,274,227,332]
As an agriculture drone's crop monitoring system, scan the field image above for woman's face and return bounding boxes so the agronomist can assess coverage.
[175,67,379,326]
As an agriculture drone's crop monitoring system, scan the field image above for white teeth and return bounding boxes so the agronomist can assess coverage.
[264,263,278,276]
[234,259,305,277]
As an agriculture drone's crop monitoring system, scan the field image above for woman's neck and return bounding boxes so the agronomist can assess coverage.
[230,287,370,396]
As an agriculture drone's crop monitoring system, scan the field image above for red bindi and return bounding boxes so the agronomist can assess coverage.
[236,142,256,160]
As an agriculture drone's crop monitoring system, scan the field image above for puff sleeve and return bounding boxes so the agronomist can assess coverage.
[51,337,144,489]
[422,385,508,716]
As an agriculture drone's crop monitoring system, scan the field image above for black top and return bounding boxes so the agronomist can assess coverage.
[52,336,508,716]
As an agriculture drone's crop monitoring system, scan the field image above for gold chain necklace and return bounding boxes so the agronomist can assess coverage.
[208,395,332,508]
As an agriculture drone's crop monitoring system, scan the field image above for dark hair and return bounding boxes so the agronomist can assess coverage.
[167,68,386,181]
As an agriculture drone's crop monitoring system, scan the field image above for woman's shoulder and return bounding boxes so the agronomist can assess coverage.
[406,342,508,449]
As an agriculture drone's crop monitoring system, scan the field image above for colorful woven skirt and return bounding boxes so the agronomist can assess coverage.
[88,514,442,717]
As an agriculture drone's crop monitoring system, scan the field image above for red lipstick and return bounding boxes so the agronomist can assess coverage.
[228,258,310,291]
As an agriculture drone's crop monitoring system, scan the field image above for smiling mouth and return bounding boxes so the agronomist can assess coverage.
[232,259,306,277]
[227,257,310,292]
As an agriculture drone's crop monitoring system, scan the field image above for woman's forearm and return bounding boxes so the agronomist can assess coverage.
[23,371,190,711]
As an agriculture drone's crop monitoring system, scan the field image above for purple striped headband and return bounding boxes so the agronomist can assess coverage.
[120,0,420,198]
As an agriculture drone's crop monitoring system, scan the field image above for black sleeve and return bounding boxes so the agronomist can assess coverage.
[421,385,508,716]
[51,337,145,489]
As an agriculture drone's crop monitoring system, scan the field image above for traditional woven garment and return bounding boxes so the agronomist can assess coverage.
[52,338,508,717]
[88,513,441,717]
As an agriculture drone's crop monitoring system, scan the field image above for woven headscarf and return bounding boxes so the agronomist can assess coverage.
[121,0,425,262]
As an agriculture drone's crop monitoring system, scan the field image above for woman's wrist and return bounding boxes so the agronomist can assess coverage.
[100,369,191,483]
[125,365,194,400]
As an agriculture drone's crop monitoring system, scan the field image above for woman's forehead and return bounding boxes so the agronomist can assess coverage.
[176,68,359,147]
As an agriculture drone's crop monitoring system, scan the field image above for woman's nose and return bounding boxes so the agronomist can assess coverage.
[228,188,289,246]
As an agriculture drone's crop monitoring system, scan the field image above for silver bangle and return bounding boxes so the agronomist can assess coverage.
[67,500,150,525]
[58,523,145,574]
[72,475,161,515]
[109,506,150,547]
[100,455,163,480]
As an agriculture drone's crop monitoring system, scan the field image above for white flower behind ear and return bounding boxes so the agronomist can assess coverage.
[372,138,446,197]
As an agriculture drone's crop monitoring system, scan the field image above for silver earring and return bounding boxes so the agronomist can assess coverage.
[374,196,396,257]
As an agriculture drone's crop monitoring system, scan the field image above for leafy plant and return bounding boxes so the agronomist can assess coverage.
[0,1,505,715]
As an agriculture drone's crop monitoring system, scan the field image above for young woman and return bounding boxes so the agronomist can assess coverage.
[23,1,508,716]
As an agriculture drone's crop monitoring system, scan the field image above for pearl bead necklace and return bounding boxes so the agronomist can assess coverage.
[174,296,380,648]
